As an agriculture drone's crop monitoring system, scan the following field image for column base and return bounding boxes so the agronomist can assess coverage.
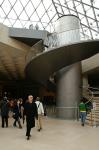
[56,107,79,120]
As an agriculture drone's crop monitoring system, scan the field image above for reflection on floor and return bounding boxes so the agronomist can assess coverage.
[0,117,99,150]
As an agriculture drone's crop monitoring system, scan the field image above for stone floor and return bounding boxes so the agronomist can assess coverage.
[0,117,99,150]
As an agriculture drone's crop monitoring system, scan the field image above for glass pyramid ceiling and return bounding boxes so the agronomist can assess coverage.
[0,0,99,40]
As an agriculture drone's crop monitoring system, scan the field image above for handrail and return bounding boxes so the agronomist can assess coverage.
[83,86,99,127]
[83,86,99,103]
[82,86,94,104]
[88,86,99,91]
[83,86,99,93]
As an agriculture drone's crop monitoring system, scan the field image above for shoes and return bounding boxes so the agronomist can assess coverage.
[38,129,41,132]
[82,123,84,126]
[26,134,31,137]
[13,124,17,127]
[26,135,31,140]
[27,136,30,140]
[19,126,22,129]
[37,127,43,132]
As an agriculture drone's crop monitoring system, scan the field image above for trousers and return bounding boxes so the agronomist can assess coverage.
[37,115,43,129]
[26,117,35,137]
[13,117,22,128]
[80,112,86,124]
[2,116,8,127]
[26,123,31,137]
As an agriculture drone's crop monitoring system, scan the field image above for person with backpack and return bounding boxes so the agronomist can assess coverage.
[35,97,44,132]
[0,97,9,128]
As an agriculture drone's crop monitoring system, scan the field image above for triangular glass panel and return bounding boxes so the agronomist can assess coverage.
[0,18,4,24]
[32,0,41,8]
[0,0,4,5]
[36,2,46,18]
[37,22,44,30]
[3,18,11,26]
[42,0,52,10]
[13,20,23,28]
[7,0,17,6]
[82,0,91,5]
[8,8,17,19]
[2,0,11,14]
[81,17,89,26]
[13,0,23,16]
[41,14,50,23]
[67,1,74,10]
[74,1,81,7]
[19,11,28,20]
[62,7,70,14]
[9,19,16,26]
[20,20,28,28]
[30,11,39,22]
[87,7,95,18]
[25,1,35,16]
[0,7,5,18]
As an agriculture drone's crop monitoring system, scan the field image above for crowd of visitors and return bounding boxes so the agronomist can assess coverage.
[0,94,90,140]
[0,95,44,140]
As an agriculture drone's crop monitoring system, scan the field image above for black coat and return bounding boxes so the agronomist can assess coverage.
[24,102,38,128]
[0,100,9,117]
[13,105,21,119]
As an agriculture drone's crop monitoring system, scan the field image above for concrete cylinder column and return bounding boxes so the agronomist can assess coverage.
[55,15,82,119]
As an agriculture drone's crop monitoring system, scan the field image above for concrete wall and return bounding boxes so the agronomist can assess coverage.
[0,23,30,52]
[9,27,48,40]
[82,53,99,73]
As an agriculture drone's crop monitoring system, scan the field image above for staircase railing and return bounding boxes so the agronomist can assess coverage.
[83,86,99,127]
[83,86,94,104]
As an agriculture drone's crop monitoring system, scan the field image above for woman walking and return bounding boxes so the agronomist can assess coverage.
[13,99,22,129]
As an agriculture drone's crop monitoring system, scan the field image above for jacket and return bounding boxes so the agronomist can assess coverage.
[79,102,86,112]
[35,101,44,115]
[0,100,9,117]
[13,104,21,119]
[24,102,38,128]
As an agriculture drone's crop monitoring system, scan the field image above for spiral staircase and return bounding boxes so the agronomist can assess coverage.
[83,87,99,127]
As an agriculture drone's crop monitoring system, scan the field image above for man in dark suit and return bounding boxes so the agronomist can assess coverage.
[24,95,38,140]
[0,97,9,128]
